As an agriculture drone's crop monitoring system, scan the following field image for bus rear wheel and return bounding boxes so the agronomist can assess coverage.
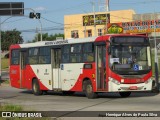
[84,80,97,99]
[119,92,131,97]
[32,79,43,96]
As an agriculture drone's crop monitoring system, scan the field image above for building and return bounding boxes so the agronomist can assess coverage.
[64,9,135,39]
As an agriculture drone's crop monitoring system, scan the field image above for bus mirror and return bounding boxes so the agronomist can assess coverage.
[108,47,111,55]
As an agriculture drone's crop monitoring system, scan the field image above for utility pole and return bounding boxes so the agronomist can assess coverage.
[29,11,42,41]
[36,27,39,41]
[92,0,96,36]
[105,0,109,34]
[106,0,109,11]
[84,25,86,38]
[153,12,159,92]
[105,15,108,34]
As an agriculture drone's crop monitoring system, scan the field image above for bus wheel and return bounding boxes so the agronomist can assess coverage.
[84,80,97,99]
[119,92,131,97]
[32,79,43,96]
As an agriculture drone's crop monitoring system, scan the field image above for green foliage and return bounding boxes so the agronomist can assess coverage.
[2,80,10,84]
[0,104,23,111]
[1,58,9,69]
[0,104,50,120]
[1,29,23,51]
[31,33,64,42]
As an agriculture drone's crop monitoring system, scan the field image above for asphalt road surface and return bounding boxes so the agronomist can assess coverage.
[0,85,160,120]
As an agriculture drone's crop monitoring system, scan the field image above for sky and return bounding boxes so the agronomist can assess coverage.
[0,0,160,42]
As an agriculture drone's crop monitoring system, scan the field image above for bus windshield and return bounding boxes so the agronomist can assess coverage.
[109,45,151,75]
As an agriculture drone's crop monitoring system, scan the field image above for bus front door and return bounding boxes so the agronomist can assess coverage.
[51,49,61,89]
[20,51,27,88]
[96,45,107,91]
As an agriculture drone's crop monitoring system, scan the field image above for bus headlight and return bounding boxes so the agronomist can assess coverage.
[109,77,120,85]
[145,78,152,84]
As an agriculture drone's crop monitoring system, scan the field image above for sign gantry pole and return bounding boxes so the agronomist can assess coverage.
[0,2,43,81]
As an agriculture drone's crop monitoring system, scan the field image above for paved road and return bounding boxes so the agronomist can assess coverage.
[0,85,160,119]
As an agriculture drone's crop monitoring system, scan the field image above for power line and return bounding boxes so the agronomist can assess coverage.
[18,26,64,33]
[4,18,28,24]
[42,16,83,25]
[41,17,64,25]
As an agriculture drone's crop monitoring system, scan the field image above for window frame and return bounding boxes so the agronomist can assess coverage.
[27,47,51,65]
[28,47,39,64]
[61,45,70,63]
[38,47,51,64]
[82,43,95,63]
[98,29,102,36]
[11,49,20,65]
[70,44,82,63]
[71,30,79,38]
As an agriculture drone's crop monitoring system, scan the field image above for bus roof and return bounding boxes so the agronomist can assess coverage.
[10,34,147,49]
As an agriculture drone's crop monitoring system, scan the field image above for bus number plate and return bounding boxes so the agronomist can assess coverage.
[129,86,138,90]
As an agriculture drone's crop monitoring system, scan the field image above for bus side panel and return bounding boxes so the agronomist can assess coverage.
[30,65,51,90]
[69,63,96,92]
[25,65,49,90]
[24,65,35,89]
[10,65,20,88]
[61,63,84,91]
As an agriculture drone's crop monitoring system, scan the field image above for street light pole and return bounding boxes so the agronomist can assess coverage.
[0,7,43,81]
[26,8,43,41]
[39,19,42,41]
[0,7,43,41]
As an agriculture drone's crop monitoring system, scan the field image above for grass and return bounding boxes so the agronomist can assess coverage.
[1,58,9,70]
[0,80,10,85]
[0,104,23,111]
[0,104,50,120]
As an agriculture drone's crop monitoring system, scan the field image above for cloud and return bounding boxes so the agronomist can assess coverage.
[34,6,46,11]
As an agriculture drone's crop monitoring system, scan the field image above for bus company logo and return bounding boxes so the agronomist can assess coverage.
[11,70,17,74]
[45,40,68,45]
[2,112,42,118]
[2,112,11,117]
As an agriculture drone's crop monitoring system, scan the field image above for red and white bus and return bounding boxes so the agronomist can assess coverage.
[10,34,152,98]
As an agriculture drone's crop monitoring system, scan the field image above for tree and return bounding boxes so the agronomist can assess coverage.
[1,29,23,51]
[32,33,64,42]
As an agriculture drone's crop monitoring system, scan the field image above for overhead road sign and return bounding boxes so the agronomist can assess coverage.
[0,2,24,16]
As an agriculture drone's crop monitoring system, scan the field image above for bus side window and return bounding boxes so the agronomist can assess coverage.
[70,44,82,63]
[62,45,70,63]
[70,54,76,62]
[28,48,39,64]
[11,49,20,65]
[39,47,51,64]
[83,43,94,62]
[83,53,94,62]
